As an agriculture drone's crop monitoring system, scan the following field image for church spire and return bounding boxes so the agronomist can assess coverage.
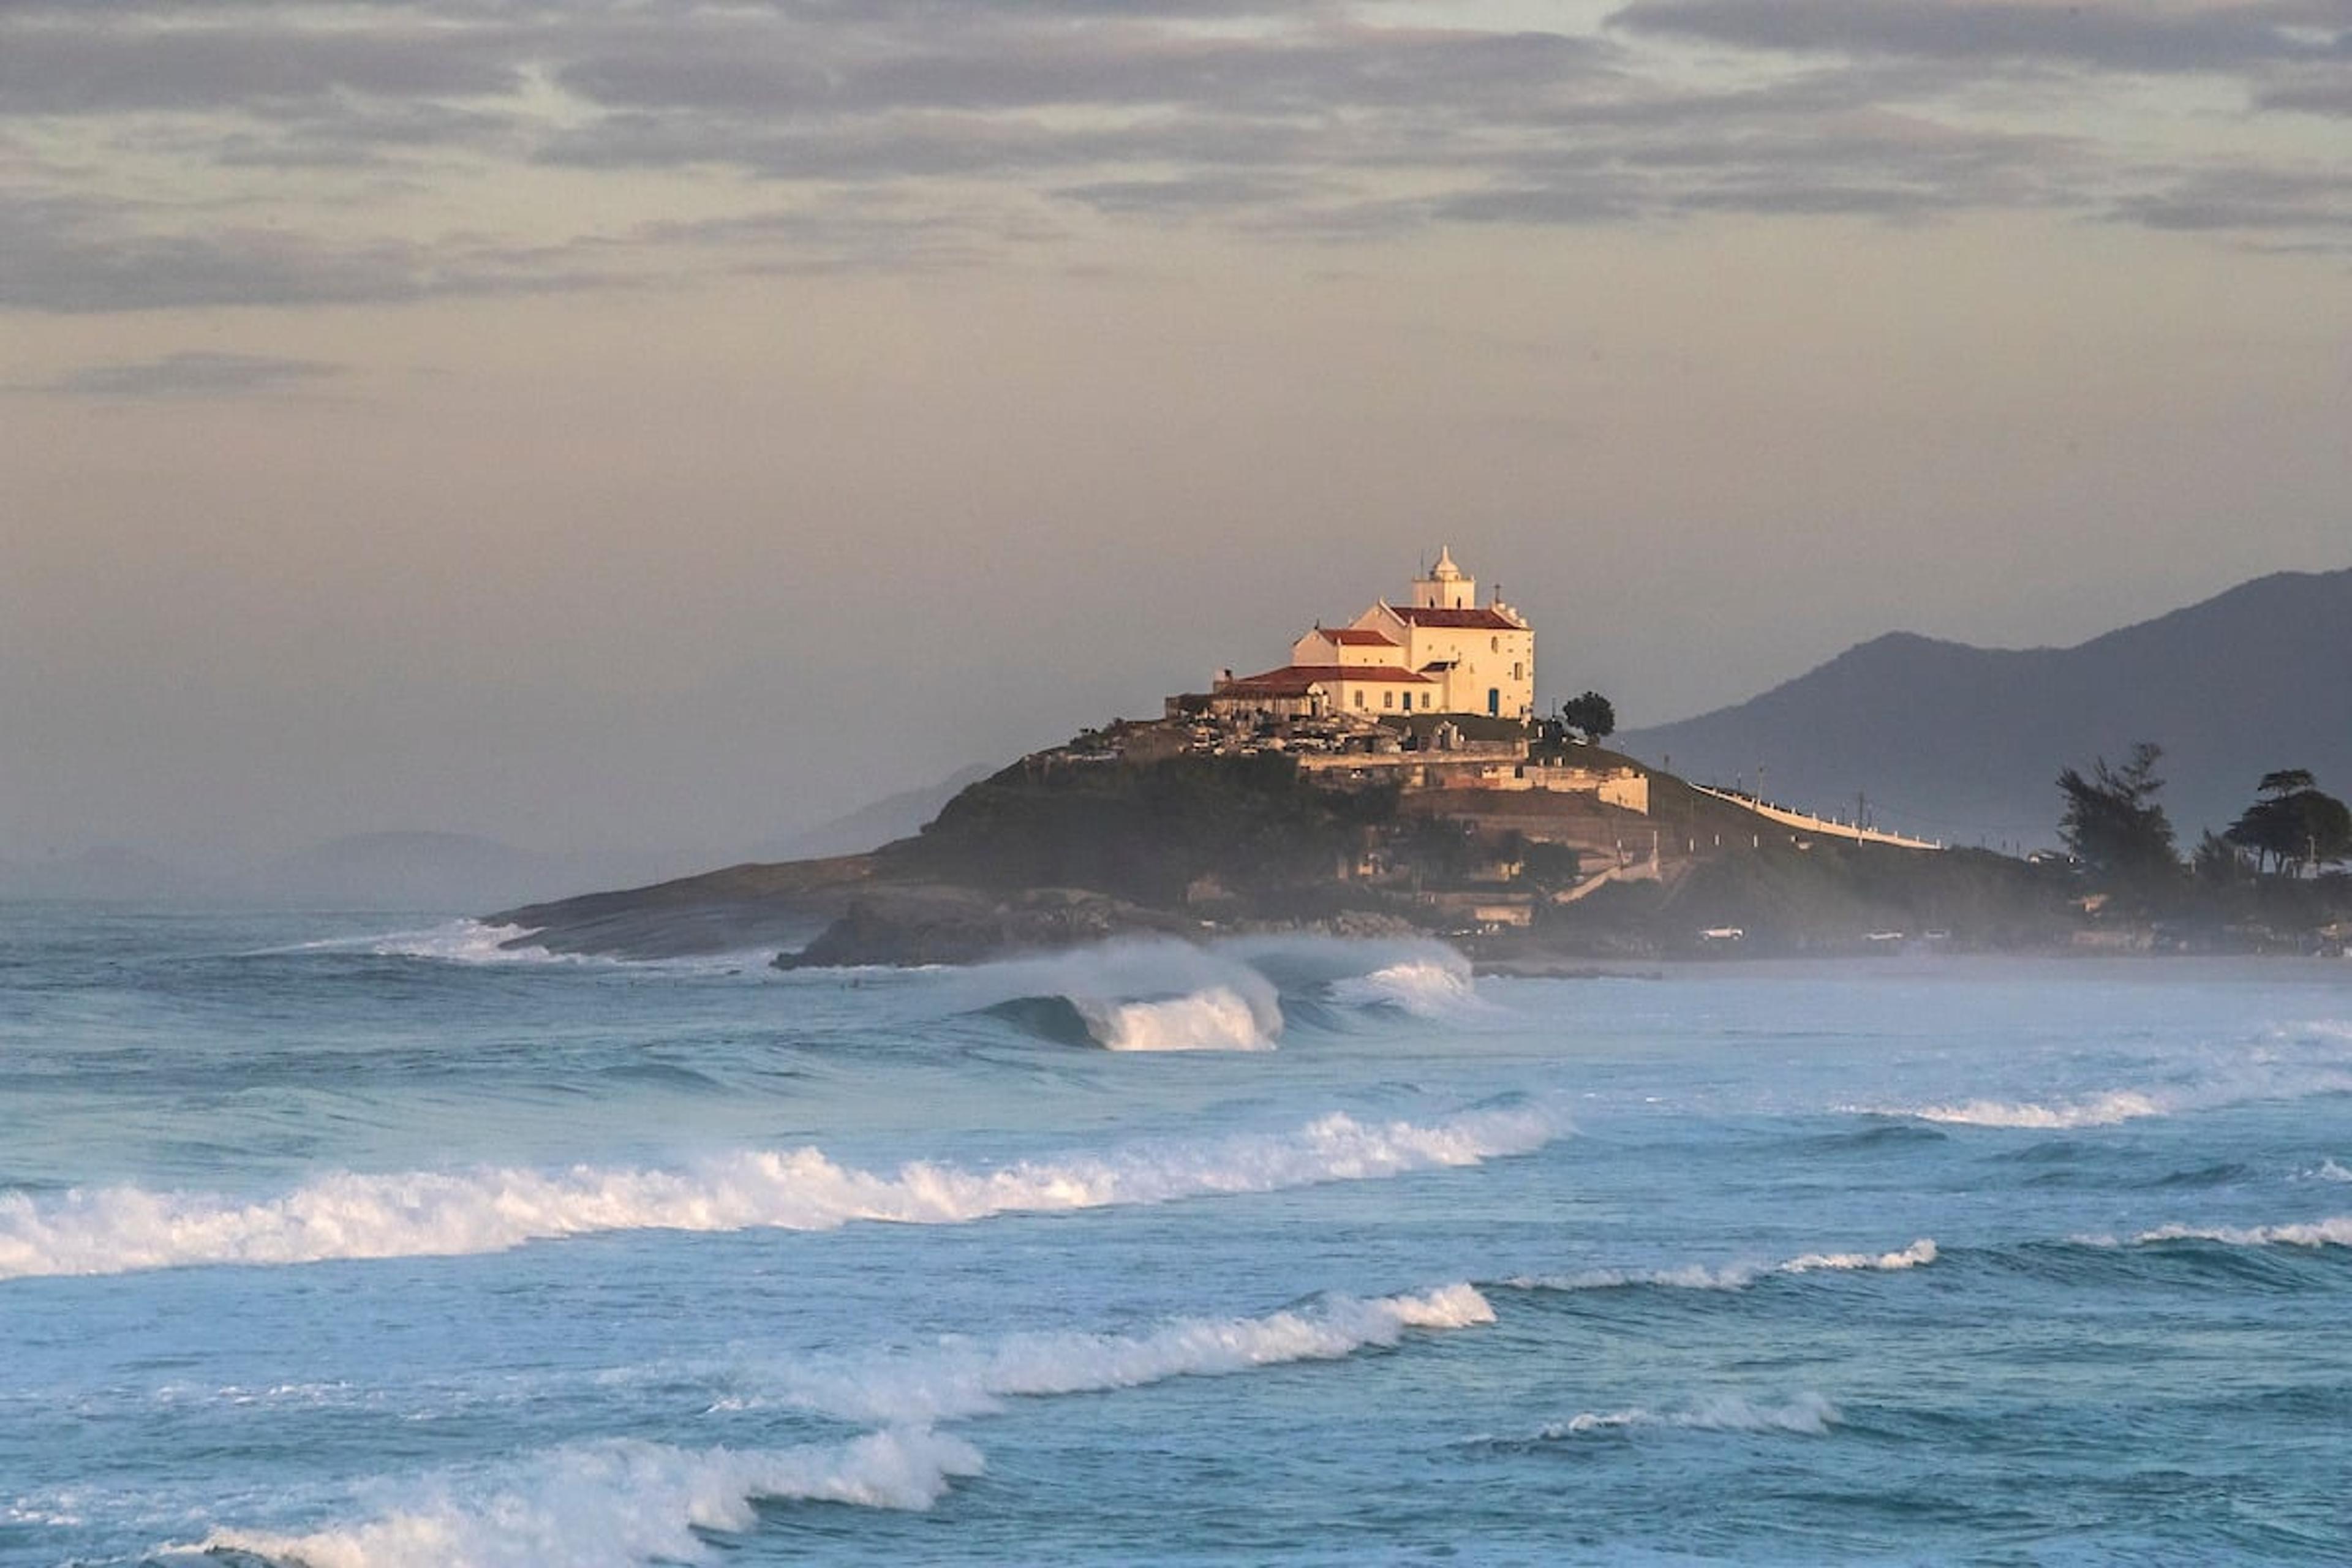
[1412,546,1475,609]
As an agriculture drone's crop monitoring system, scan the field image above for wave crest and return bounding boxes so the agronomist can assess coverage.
[175,1429,986,1568]
[0,1109,1555,1280]
[1325,954,1478,1017]
[2118,1215,2351,1249]
[1888,1092,2166,1129]
[727,1283,1493,1425]
[1504,1238,1934,1294]
[1083,986,1276,1052]
[172,1279,1496,1567]
[1536,1392,1839,1439]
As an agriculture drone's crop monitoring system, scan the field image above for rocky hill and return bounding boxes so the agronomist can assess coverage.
[492,735,2108,965]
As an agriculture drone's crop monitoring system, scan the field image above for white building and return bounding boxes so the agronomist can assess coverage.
[1212,548,1536,721]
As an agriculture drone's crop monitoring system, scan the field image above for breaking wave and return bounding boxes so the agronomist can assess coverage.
[1085,987,1276,1053]
[956,940,1284,1050]
[1502,1238,1936,1294]
[1875,1091,2168,1129]
[2094,1215,2352,1250]
[283,921,774,974]
[169,1428,987,1568]
[170,1284,1493,1567]
[1534,1392,1840,1439]
[1325,954,1479,1017]
[0,1109,1554,1280]
[959,935,1479,1050]
[1860,1065,2352,1130]
[721,1283,1492,1425]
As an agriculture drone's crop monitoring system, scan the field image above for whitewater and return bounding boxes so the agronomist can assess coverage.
[4,908,2349,1566]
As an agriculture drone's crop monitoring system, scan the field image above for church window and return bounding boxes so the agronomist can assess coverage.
[1383,691,1395,709]
[1354,691,1365,709]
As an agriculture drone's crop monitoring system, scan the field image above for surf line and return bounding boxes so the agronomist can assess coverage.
[166,1284,1498,1568]
[0,1107,1556,1280]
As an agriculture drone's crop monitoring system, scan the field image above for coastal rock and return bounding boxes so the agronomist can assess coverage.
[775,886,1197,968]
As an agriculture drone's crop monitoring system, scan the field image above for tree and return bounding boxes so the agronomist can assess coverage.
[2226,769,2352,878]
[1559,691,1616,742]
[2056,742,2180,901]
[2192,829,2252,889]
[1518,839,1583,891]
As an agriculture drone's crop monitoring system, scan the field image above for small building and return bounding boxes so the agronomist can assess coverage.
[1208,548,1536,722]
[1205,663,1434,721]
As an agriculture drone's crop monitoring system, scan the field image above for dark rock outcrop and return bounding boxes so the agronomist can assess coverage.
[775,886,1196,968]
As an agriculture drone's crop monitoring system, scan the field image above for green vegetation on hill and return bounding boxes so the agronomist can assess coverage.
[884,753,1398,908]
[496,724,2352,963]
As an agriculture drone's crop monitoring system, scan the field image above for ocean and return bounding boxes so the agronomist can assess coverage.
[2,903,2346,1566]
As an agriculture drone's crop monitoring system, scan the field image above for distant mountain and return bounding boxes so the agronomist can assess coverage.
[760,763,1000,861]
[1616,568,2352,848]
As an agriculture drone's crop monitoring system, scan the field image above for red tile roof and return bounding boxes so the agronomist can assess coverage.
[1219,663,1433,696]
[1310,627,1399,646]
[1382,605,1525,630]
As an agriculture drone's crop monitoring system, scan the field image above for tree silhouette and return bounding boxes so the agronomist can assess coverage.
[2226,769,2352,877]
[1559,692,1615,741]
[2056,742,2179,903]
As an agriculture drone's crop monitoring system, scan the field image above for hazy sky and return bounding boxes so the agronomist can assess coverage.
[4,0,2348,868]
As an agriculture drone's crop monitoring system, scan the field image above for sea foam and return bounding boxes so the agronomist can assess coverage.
[281,921,772,974]
[1880,1091,2168,1129]
[2121,1215,2352,1249]
[1537,1392,1839,1439]
[954,939,1286,1050]
[172,1428,986,1568]
[720,1283,1494,1425]
[1504,1238,1935,1293]
[0,1109,1553,1280]
[1083,986,1275,1052]
[1325,954,1479,1017]
[171,1284,1494,1567]
[1861,1064,2352,1130]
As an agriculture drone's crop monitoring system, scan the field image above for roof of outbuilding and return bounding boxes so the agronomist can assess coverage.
[1219,663,1434,696]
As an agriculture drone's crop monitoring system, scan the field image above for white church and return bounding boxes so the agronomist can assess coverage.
[1208,548,1536,722]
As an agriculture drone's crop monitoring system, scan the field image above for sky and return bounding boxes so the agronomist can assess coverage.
[3,0,2349,871]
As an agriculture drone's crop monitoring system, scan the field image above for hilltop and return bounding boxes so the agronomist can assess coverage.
[495,560,2352,967]
[493,717,2078,965]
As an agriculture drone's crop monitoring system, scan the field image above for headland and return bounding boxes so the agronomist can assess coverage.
[494,550,2350,967]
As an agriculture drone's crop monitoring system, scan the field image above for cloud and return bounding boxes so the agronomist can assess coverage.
[2258,69,2352,116]
[27,350,344,398]
[1611,1,2350,75]
[635,193,1058,274]
[0,18,520,114]
[2111,166,2352,235]
[1056,171,1312,217]
[1,1,2346,313]
[0,190,624,312]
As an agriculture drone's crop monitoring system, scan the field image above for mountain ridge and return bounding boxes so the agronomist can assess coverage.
[1618,567,2352,846]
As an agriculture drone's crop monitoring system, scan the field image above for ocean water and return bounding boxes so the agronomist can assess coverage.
[2,905,2348,1566]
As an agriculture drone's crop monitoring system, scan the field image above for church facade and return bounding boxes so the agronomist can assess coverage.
[1210,548,1536,722]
